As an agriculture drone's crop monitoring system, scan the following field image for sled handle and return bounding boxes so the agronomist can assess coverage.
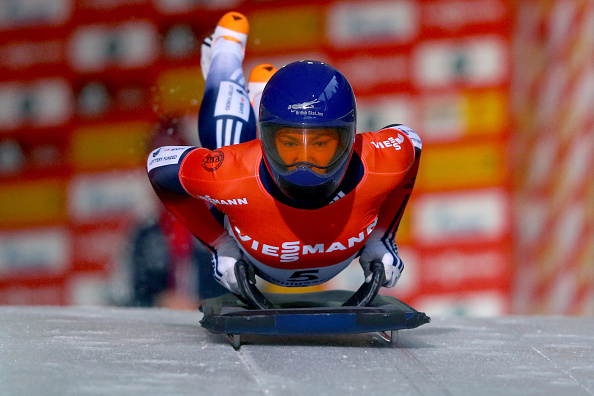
[341,260,384,307]
[234,259,275,310]
[235,259,384,310]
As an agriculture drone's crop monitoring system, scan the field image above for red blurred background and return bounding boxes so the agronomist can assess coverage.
[0,0,591,315]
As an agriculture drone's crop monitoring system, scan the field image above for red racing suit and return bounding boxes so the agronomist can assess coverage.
[147,125,418,287]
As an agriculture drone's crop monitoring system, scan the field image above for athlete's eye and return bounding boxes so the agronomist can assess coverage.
[280,140,298,148]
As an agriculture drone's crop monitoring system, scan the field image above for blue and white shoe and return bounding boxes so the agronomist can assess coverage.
[201,11,250,81]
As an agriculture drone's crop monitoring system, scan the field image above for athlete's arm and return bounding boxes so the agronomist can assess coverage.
[147,146,244,294]
[373,124,421,236]
[360,125,422,287]
[147,146,228,245]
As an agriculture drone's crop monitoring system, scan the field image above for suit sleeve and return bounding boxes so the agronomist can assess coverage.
[370,125,422,243]
[147,146,228,247]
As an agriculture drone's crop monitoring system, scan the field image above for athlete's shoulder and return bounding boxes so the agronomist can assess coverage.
[358,124,421,151]
[356,124,420,174]
[180,140,261,181]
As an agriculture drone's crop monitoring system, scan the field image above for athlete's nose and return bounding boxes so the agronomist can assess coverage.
[295,146,310,164]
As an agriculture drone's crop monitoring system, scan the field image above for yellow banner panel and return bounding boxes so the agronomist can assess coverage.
[396,208,413,244]
[153,68,204,115]
[417,142,508,191]
[70,121,153,170]
[0,180,67,227]
[463,89,508,137]
[249,6,323,51]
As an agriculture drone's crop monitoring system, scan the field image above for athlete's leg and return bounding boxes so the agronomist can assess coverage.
[247,63,278,123]
[198,14,256,150]
[195,13,258,302]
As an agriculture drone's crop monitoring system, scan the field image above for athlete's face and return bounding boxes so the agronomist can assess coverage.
[274,128,340,173]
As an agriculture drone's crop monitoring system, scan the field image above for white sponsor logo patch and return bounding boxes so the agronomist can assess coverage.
[147,146,191,171]
[214,81,251,122]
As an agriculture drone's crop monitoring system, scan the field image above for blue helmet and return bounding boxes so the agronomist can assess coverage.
[259,60,356,202]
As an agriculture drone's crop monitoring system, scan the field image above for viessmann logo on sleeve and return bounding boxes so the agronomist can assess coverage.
[371,134,405,150]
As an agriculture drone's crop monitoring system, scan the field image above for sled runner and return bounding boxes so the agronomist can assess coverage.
[200,261,431,349]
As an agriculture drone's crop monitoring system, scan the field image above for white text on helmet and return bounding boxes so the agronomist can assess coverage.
[288,99,321,110]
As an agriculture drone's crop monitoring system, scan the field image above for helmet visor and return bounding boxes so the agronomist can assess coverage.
[262,125,352,174]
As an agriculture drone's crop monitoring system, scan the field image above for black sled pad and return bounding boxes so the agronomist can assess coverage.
[200,290,430,336]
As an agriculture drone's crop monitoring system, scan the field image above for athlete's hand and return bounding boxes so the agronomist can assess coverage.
[217,256,241,295]
[212,233,243,295]
[359,239,403,288]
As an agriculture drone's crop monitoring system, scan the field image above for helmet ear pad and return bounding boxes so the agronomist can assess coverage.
[258,60,357,202]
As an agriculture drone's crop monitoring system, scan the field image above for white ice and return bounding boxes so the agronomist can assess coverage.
[1,306,593,396]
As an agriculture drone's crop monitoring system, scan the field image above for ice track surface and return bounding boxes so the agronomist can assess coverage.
[1,306,593,396]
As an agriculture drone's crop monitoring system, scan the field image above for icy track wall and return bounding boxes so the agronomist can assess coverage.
[509,2,593,315]
[0,0,592,315]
